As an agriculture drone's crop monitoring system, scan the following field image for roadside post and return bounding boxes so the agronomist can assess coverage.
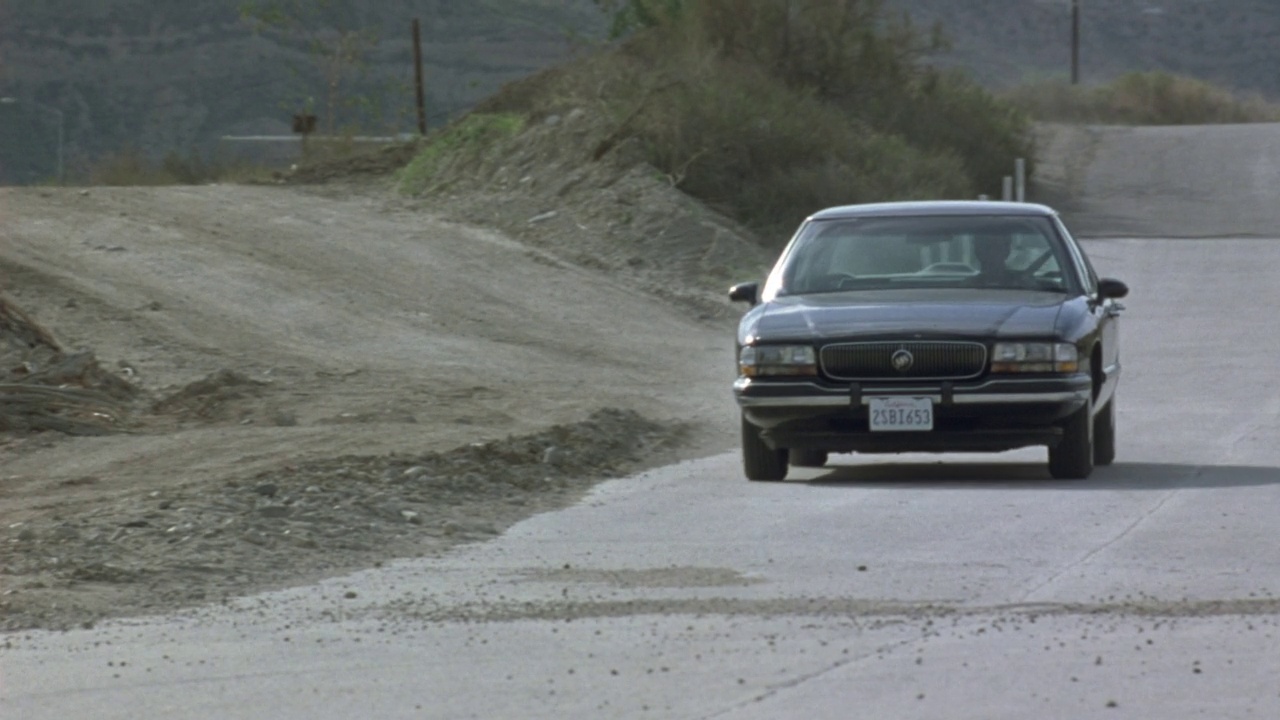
[412,19,428,136]
[292,113,317,160]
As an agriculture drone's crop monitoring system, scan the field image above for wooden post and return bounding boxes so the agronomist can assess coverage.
[293,113,317,160]
[412,19,427,135]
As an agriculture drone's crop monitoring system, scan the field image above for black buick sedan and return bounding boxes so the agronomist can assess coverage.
[729,201,1128,481]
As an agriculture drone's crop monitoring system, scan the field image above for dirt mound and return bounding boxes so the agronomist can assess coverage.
[152,369,270,422]
[253,68,775,320]
[0,408,688,631]
[1,293,60,353]
[281,140,424,185]
[1,294,137,435]
[398,108,775,319]
[0,96,759,632]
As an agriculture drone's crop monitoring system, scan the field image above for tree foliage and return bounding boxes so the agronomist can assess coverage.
[588,0,1029,207]
[592,0,685,38]
[239,0,381,135]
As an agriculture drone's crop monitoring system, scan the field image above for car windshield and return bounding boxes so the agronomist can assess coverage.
[777,215,1073,296]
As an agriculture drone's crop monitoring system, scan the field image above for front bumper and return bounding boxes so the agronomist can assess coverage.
[734,374,1092,454]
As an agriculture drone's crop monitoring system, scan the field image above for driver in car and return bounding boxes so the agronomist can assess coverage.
[972,234,1021,288]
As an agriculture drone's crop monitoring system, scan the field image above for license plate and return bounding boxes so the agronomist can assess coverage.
[869,397,934,432]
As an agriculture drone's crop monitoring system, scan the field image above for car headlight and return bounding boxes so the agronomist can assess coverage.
[991,342,1079,373]
[739,345,817,377]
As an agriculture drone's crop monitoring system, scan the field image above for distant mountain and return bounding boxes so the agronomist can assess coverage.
[2,0,1278,185]
[0,1,605,184]
[896,0,1280,94]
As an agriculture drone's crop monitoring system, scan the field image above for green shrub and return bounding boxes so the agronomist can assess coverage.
[866,69,1035,202]
[604,40,971,234]
[397,113,526,195]
[577,0,1029,237]
[1005,72,1280,125]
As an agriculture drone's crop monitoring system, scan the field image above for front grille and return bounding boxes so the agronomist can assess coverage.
[820,341,987,380]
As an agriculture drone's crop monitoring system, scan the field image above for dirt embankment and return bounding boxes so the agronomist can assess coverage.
[0,117,768,632]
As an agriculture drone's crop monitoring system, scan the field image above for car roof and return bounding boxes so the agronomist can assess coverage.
[807,200,1059,221]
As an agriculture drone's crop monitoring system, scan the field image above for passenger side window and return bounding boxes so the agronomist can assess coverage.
[830,235,921,276]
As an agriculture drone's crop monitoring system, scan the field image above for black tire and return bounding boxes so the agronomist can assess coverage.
[1093,396,1116,466]
[790,449,829,468]
[742,414,788,481]
[1049,399,1094,480]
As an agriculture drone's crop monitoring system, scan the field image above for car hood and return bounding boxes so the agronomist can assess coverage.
[743,289,1071,343]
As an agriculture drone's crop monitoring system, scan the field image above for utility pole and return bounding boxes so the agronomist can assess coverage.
[1071,0,1081,84]
[412,18,427,135]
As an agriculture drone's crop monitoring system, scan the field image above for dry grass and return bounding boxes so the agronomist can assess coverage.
[86,147,278,186]
[1005,72,1280,125]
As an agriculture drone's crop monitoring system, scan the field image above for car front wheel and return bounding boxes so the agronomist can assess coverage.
[742,414,788,481]
[1048,399,1094,480]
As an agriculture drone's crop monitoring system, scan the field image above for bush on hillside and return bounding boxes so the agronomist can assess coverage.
[398,113,526,195]
[423,0,1034,240]
[1005,72,1280,125]
[601,0,1035,195]
[591,39,971,233]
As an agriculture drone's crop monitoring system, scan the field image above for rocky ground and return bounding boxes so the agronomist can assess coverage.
[1,401,687,631]
[0,113,773,632]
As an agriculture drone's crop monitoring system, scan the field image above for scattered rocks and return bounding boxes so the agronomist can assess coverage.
[0,408,689,632]
[152,369,269,421]
[0,300,139,434]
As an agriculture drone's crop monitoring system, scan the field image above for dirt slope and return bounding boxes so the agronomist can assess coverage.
[0,182,753,630]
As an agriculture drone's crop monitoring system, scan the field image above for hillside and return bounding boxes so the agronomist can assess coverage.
[3,0,1280,185]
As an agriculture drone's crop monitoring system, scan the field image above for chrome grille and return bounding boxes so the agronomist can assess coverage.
[820,341,987,380]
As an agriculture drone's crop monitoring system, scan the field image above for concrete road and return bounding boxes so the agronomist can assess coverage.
[4,235,1279,718]
[1036,122,1280,238]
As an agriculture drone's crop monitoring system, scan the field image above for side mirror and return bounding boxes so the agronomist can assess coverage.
[729,282,759,306]
[1098,278,1129,300]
